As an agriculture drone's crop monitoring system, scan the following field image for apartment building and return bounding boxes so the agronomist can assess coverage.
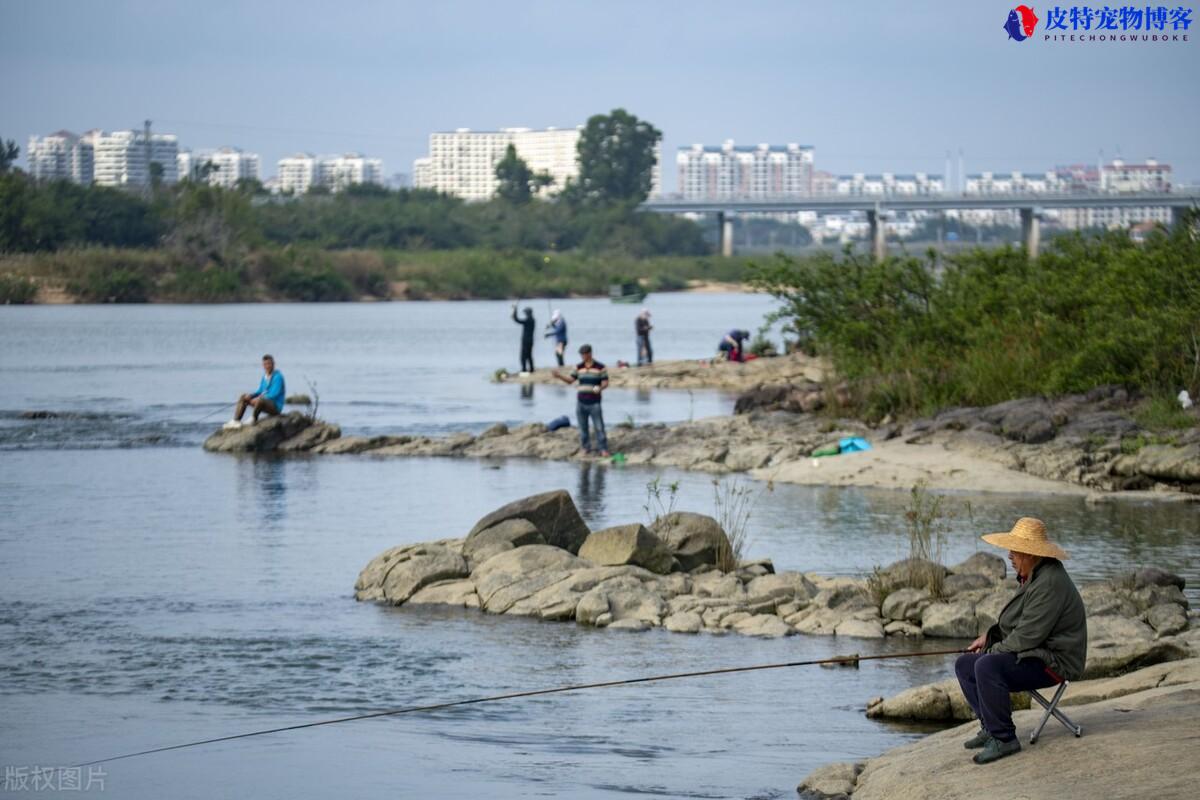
[317,153,384,192]
[277,153,318,194]
[676,141,814,200]
[92,130,179,187]
[178,147,262,188]
[26,130,99,184]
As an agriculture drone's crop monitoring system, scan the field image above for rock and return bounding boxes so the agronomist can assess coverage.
[1134,443,1200,484]
[691,570,745,599]
[663,611,703,633]
[470,545,586,613]
[797,761,862,800]
[835,618,886,639]
[849,682,1200,800]
[1060,657,1200,707]
[732,614,793,638]
[576,590,611,626]
[948,551,1006,581]
[1085,615,1191,678]
[973,586,1014,630]
[478,422,509,439]
[648,512,732,571]
[1146,603,1189,637]
[881,587,932,622]
[578,578,667,627]
[461,519,546,567]
[920,601,978,638]
[203,412,325,453]
[942,573,994,595]
[866,677,1020,722]
[883,620,923,637]
[406,579,479,608]
[607,618,650,631]
[313,434,405,455]
[879,558,948,592]
[745,572,817,602]
[467,490,591,554]
[1130,583,1188,612]
[578,524,674,574]
[1133,566,1186,591]
[1080,582,1139,618]
[276,421,341,452]
[356,544,469,605]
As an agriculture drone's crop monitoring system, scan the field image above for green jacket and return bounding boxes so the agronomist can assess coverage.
[984,559,1088,681]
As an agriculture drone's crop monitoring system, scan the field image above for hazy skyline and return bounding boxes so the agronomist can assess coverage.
[5,0,1199,186]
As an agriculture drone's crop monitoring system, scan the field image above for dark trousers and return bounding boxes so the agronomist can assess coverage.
[637,334,652,365]
[955,652,1057,742]
[553,342,565,367]
[576,401,608,453]
[520,343,534,373]
[234,395,279,422]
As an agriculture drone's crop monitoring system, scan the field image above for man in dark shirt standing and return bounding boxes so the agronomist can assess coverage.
[554,344,610,457]
[511,304,536,374]
[635,309,653,366]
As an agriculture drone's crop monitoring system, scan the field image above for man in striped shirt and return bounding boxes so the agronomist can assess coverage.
[554,344,610,457]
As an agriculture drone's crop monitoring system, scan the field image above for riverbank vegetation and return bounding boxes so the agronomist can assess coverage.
[752,218,1200,417]
[2,111,754,303]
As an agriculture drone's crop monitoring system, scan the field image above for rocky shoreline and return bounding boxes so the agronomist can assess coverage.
[352,488,1197,799]
[204,379,1200,499]
[353,490,1195,656]
[498,352,830,391]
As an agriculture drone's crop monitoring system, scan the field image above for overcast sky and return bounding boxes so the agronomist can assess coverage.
[4,0,1199,186]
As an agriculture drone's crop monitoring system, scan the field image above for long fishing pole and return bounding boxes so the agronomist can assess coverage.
[193,402,234,425]
[75,648,964,768]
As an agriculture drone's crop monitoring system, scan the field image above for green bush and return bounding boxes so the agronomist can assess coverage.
[271,265,353,302]
[752,223,1200,416]
[163,268,245,302]
[0,273,37,304]
[69,265,151,303]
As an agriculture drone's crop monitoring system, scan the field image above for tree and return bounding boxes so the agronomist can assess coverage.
[0,139,19,173]
[495,144,534,204]
[574,109,661,205]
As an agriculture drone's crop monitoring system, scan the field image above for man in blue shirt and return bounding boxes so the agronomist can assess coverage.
[225,354,285,429]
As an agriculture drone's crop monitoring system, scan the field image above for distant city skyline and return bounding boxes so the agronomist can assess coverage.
[5,1,1198,187]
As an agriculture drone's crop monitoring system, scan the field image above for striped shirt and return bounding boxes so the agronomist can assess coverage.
[571,360,607,404]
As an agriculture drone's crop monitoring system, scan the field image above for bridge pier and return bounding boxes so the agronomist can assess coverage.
[867,207,886,262]
[1020,207,1040,259]
[717,211,734,257]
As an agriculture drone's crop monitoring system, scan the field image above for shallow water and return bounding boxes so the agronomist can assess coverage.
[1,298,1197,799]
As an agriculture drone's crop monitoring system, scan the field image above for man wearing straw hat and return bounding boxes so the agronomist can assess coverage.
[954,517,1087,765]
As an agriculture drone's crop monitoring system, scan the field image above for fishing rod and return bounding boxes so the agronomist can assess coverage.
[192,402,234,425]
[75,648,964,768]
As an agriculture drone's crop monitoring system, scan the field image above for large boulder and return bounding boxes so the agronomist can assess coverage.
[733,613,794,638]
[949,551,1006,582]
[578,524,675,574]
[746,572,817,602]
[353,543,469,605]
[920,601,979,638]
[1084,615,1191,678]
[797,762,863,800]
[648,512,732,572]
[467,490,591,554]
[462,518,546,567]
[866,677,1028,722]
[882,587,932,622]
[576,576,668,627]
[1146,603,1188,637]
[406,579,479,608]
[470,545,586,613]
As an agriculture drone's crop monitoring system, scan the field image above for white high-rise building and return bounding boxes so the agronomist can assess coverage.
[26,130,98,184]
[677,141,814,200]
[831,172,944,196]
[317,153,384,192]
[277,153,318,194]
[413,125,663,201]
[1100,158,1171,193]
[179,147,261,188]
[92,130,179,187]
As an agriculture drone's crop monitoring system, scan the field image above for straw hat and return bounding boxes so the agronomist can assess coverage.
[981,517,1069,560]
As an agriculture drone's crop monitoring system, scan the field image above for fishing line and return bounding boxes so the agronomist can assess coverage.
[192,402,234,424]
[75,648,965,767]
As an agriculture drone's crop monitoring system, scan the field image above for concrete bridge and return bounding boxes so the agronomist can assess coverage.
[640,192,1200,260]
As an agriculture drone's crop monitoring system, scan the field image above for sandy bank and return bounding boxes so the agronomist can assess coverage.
[501,352,830,391]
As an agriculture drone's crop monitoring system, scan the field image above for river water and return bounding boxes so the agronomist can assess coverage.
[1,296,1197,799]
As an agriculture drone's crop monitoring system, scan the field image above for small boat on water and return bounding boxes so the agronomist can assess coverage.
[609,282,647,304]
